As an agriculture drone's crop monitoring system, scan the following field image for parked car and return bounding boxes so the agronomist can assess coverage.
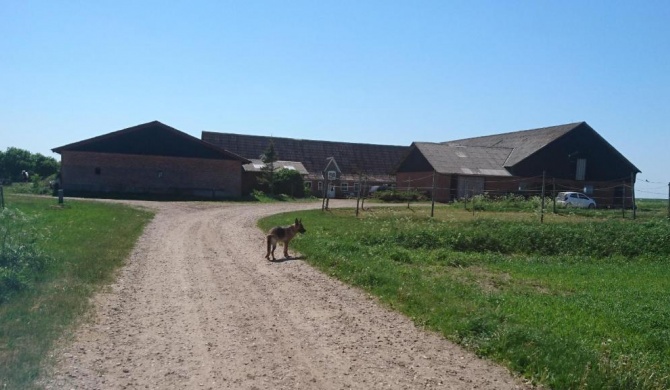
[555,192,596,209]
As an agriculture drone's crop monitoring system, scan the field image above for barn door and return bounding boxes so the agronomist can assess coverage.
[457,176,485,199]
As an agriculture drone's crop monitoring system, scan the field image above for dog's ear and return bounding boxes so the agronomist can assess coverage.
[295,218,299,224]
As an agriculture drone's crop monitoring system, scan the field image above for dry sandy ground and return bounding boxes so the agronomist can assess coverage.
[40,200,531,390]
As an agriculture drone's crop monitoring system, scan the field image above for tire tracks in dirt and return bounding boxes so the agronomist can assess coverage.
[40,200,531,389]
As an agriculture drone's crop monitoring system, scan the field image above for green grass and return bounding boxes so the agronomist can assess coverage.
[0,195,154,390]
[259,200,670,389]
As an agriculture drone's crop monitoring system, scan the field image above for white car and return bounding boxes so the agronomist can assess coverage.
[555,192,596,209]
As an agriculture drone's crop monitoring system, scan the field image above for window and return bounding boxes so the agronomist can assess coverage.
[341,182,349,192]
[576,158,587,180]
[158,171,163,178]
[327,170,337,180]
[583,184,593,195]
[354,182,360,193]
[318,181,323,191]
[304,181,312,189]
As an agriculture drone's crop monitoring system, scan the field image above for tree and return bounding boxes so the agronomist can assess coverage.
[0,148,60,183]
[274,168,305,198]
[31,153,60,178]
[259,139,279,196]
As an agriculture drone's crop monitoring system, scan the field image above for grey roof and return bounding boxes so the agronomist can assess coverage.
[202,131,408,182]
[53,121,250,162]
[444,122,582,167]
[414,142,513,176]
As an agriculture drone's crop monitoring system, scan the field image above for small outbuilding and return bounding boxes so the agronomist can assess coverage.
[52,121,250,199]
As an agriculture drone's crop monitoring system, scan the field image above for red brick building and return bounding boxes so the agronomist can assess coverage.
[52,121,249,199]
[395,122,640,208]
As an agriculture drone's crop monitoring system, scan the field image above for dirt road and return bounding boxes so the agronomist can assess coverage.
[41,200,530,389]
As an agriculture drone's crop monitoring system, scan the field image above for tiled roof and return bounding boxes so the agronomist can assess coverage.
[443,122,583,167]
[202,132,408,181]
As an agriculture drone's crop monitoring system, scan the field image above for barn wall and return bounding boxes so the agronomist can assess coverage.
[60,151,243,198]
[396,172,453,202]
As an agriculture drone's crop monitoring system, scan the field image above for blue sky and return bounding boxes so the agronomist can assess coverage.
[1,1,668,198]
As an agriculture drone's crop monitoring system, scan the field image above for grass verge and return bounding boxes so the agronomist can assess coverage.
[259,201,670,389]
[0,195,154,389]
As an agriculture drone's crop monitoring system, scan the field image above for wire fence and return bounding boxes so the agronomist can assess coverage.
[317,174,670,220]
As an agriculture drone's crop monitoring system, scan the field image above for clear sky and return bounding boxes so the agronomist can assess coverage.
[1,1,668,198]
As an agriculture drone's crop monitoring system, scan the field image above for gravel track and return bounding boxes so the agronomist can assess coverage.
[40,200,530,389]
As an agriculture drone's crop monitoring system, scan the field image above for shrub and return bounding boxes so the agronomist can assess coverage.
[0,208,52,302]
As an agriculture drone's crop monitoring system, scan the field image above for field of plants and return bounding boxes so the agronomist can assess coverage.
[259,199,670,389]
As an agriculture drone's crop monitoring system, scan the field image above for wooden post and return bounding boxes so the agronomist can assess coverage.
[58,189,64,205]
[321,178,328,211]
[631,173,636,220]
[472,189,475,217]
[0,185,4,208]
[361,179,367,210]
[667,182,670,219]
[430,170,436,218]
[541,170,546,223]
[356,173,362,217]
[621,180,626,218]
[552,177,556,213]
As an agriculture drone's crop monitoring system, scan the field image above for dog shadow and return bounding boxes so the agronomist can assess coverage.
[269,255,306,263]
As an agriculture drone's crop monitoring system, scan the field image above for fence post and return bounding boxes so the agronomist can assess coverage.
[430,170,436,218]
[631,173,636,220]
[58,189,64,205]
[622,180,626,218]
[541,171,546,223]
[551,178,556,213]
[667,182,670,219]
[0,185,4,208]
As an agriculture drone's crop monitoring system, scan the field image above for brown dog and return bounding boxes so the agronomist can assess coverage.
[265,218,306,261]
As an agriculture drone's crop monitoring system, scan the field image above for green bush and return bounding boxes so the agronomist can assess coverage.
[0,208,52,302]
[372,189,428,202]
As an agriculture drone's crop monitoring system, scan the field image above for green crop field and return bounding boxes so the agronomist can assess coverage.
[259,199,670,389]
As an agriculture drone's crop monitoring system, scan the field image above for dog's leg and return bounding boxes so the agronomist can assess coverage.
[283,240,290,258]
[271,242,277,260]
[265,235,274,260]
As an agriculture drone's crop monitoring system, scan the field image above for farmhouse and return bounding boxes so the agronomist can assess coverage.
[396,122,640,208]
[52,121,249,199]
[201,132,409,198]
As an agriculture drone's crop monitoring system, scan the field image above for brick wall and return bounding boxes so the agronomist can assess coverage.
[60,151,243,198]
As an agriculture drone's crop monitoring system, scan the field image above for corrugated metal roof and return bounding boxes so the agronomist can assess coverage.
[414,142,513,176]
[243,159,309,175]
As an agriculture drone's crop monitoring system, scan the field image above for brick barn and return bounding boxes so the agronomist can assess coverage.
[201,132,409,198]
[52,121,249,199]
[395,122,640,208]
